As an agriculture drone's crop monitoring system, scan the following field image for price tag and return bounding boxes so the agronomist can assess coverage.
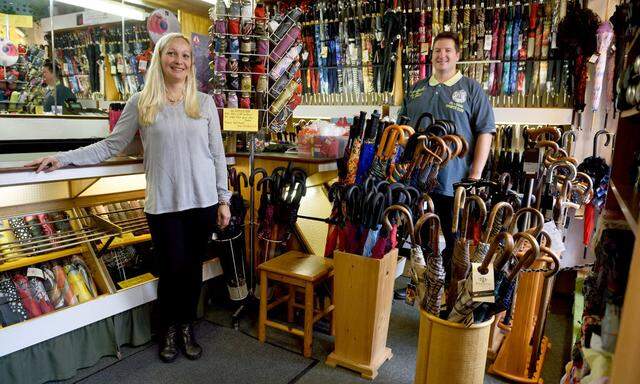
[138,59,147,71]
[321,46,328,59]
[471,263,495,303]
[484,35,492,50]
[117,62,125,73]
[27,267,44,280]
[222,108,260,132]
[588,53,599,64]
[348,43,357,59]
[420,42,430,54]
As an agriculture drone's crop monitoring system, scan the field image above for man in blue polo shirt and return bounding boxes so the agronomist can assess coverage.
[399,31,495,273]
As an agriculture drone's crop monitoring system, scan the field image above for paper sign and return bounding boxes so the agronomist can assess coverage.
[321,46,328,58]
[471,263,495,303]
[0,13,33,28]
[223,108,259,132]
[27,267,44,280]
[118,272,156,289]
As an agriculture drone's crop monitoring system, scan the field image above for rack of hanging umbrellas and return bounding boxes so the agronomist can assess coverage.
[268,0,583,108]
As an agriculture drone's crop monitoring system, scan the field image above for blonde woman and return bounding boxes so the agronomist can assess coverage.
[27,33,231,363]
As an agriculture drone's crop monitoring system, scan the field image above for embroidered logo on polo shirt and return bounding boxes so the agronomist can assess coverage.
[410,86,425,99]
[452,89,467,103]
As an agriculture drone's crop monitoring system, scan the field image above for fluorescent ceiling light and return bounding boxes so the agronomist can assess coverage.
[200,0,217,4]
[123,0,146,5]
[55,0,148,21]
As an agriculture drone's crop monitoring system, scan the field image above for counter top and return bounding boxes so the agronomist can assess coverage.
[227,152,339,164]
[0,113,108,119]
[0,156,142,174]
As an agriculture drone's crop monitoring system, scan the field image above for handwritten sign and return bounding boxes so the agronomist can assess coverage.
[223,108,259,132]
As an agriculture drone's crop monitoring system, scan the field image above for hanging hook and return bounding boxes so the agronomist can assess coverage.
[593,130,613,157]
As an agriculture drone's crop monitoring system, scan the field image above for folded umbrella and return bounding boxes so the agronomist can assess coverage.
[414,212,444,315]
[446,186,468,311]
[0,272,28,326]
[448,231,516,325]
[371,205,412,259]
[474,232,540,323]
[355,111,381,184]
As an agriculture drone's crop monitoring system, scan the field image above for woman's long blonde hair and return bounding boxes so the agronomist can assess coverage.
[138,33,200,126]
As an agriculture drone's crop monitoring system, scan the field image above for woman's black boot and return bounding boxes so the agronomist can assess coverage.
[179,323,202,360]
[159,325,179,363]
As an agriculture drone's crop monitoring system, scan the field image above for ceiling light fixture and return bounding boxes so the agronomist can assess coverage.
[55,0,148,21]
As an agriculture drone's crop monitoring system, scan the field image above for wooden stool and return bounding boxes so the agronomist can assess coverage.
[258,251,334,358]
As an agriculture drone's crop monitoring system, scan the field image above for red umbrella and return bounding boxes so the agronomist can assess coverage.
[371,205,412,259]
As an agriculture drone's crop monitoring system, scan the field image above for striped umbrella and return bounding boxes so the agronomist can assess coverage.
[414,213,444,315]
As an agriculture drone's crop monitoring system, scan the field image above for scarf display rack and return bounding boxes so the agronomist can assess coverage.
[46,21,152,100]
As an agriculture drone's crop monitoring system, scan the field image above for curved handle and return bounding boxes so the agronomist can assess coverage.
[383,205,414,241]
[418,193,435,214]
[478,232,515,274]
[484,202,515,243]
[238,172,249,188]
[527,126,562,142]
[414,112,434,132]
[441,135,463,158]
[451,186,467,235]
[593,129,613,157]
[509,207,544,236]
[508,232,540,281]
[250,168,268,186]
[539,246,560,278]
[415,212,440,250]
[546,160,577,184]
[561,130,576,148]
[461,195,487,239]
[427,135,451,165]
[537,230,552,248]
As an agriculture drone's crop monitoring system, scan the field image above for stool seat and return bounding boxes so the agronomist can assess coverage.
[258,251,334,358]
[258,251,333,282]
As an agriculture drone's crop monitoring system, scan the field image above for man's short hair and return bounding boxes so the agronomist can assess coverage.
[433,32,460,52]
[43,60,61,76]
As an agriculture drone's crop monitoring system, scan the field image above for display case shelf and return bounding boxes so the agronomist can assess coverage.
[0,246,86,272]
[610,180,639,236]
[292,105,574,125]
[103,233,151,250]
[620,108,640,119]
[0,256,223,357]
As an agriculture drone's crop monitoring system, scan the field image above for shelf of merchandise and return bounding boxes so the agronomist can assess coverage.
[0,256,222,357]
[0,158,144,188]
[293,105,574,125]
[610,180,639,236]
[0,246,86,272]
[620,108,640,119]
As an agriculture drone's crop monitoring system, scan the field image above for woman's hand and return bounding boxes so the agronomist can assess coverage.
[24,156,62,173]
[217,203,231,228]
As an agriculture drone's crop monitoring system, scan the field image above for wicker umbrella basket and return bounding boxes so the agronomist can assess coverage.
[414,310,494,384]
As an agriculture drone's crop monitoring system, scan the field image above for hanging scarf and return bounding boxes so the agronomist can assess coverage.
[462,2,471,59]
[501,4,514,95]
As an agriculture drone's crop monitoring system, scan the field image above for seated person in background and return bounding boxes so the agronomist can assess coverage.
[42,60,76,113]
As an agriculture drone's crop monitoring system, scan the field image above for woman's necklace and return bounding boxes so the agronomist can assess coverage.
[166,90,184,103]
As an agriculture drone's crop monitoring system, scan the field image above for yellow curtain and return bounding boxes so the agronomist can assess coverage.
[178,10,209,36]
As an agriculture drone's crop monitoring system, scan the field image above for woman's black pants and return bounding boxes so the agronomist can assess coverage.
[146,205,216,329]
